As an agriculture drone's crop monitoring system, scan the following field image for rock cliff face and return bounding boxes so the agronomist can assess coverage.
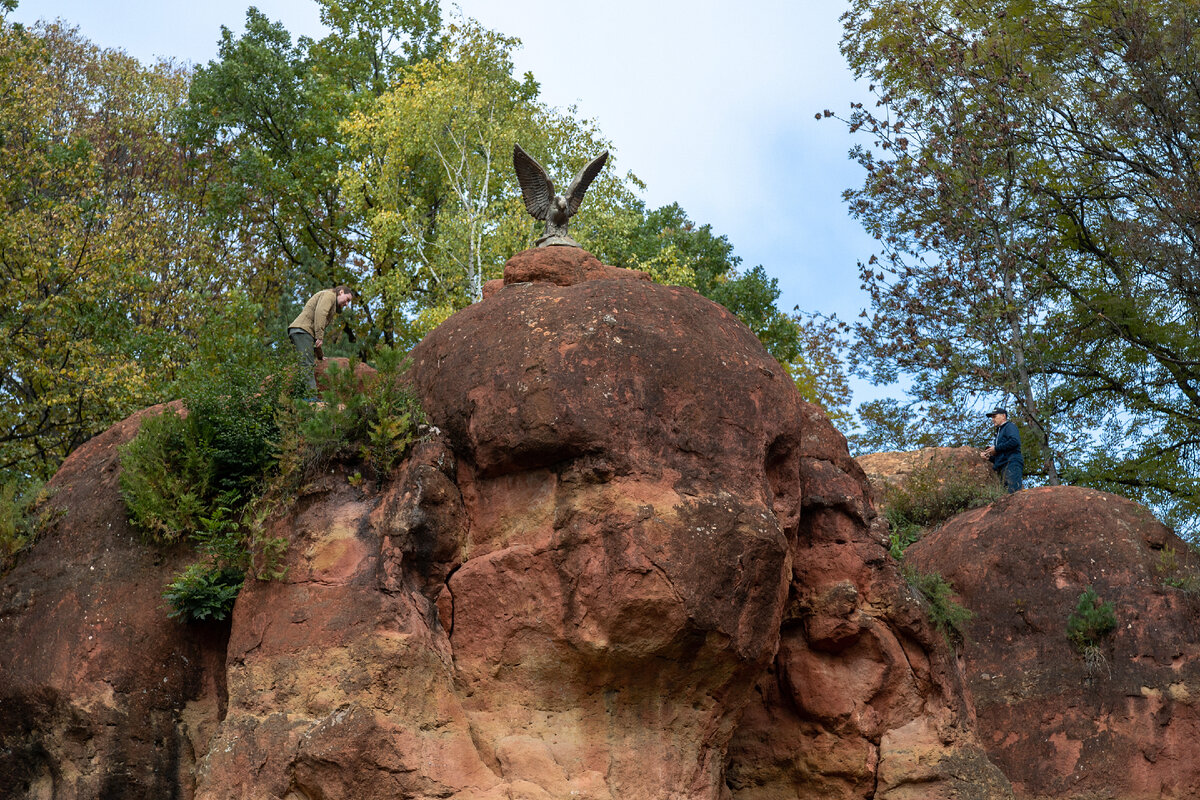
[0,403,227,800]
[1,247,1008,799]
[907,486,1200,800]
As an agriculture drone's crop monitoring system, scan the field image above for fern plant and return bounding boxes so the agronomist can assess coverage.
[163,562,244,622]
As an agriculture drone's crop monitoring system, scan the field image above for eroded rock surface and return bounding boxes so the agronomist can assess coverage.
[727,424,1010,800]
[908,486,1200,800]
[0,403,227,800]
[3,247,1008,800]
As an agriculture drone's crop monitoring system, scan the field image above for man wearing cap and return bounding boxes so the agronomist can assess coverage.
[981,407,1023,493]
[288,285,354,396]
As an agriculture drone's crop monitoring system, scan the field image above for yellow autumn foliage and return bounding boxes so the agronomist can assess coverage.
[0,20,240,481]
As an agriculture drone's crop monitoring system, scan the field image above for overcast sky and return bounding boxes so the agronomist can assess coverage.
[13,0,889,404]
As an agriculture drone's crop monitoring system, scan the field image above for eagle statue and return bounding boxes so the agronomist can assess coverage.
[513,143,609,247]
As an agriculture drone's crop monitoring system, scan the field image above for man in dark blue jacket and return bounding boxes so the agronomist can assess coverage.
[981,407,1023,493]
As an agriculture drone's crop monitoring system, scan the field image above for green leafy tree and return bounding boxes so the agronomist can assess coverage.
[178,1,441,329]
[848,399,986,455]
[340,18,637,348]
[312,0,440,93]
[179,8,352,303]
[836,0,1068,481]
[0,17,230,485]
[837,0,1200,529]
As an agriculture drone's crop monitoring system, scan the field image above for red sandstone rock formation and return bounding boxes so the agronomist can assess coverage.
[0,403,227,800]
[727,436,1010,799]
[1,247,1009,799]
[907,486,1200,800]
[856,446,997,505]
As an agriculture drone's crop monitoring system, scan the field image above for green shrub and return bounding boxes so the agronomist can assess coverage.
[885,508,923,561]
[184,361,297,493]
[289,362,369,475]
[360,347,424,476]
[0,479,53,573]
[244,501,289,582]
[163,562,244,622]
[1067,586,1117,678]
[884,456,1005,557]
[278,346,424,484]
[1154,545,1200,593]
[160,491,252,622]
[175,301,303,494]
[121,378,293,620]
[119,369,300,545]
[121,297,303,620]
[118,407,212,543]
[119,291,303,544]
[1067,586,1117,650]
[120,306,423,623]
[904,566,975,644]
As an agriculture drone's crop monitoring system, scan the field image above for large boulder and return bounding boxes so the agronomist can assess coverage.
[0,403,227,800]
[907,486,1200,799]
[3,247,1010,800]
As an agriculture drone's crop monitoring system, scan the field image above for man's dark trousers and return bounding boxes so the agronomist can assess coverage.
[998,460,1023,493]
[288,327,318,395]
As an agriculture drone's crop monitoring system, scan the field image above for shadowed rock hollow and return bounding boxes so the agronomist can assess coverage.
[1,247,1009,799]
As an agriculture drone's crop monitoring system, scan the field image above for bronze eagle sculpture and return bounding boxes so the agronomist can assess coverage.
[513,143,609,247]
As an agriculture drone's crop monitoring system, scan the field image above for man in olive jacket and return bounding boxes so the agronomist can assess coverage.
[981,407,1024,493]
[288,285,354,395]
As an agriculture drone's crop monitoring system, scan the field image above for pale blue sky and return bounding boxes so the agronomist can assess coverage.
[13,0,889,405]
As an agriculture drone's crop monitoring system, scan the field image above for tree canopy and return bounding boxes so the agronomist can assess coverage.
[0,18,231,483]
[339,18,634,348]
[838,0,1200,530]
[177,1,442,320]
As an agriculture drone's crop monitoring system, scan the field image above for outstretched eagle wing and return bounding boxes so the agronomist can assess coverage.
[513,143,554,221]
[565,150,609,215]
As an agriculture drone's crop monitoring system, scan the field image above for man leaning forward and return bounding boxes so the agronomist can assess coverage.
[288,285,354,397]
